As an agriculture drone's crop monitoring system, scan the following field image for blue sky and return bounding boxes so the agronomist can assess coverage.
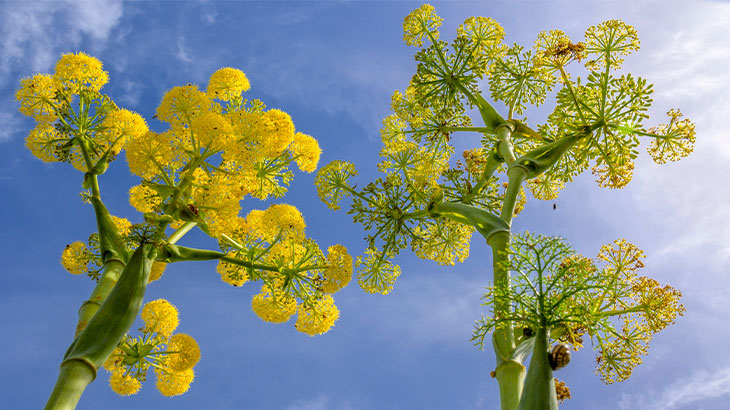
[1,1,729,409]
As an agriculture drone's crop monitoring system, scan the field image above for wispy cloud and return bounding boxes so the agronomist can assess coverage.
[619,365,730,410]
[176,36,194,63]
[0,0,124,82]
[285,393,359,410]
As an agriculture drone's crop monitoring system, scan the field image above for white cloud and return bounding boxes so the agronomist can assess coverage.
[0,0,124,144]
[0,110,25,143]
[0,0,124,81]
[176,36,193,63]
[286,394,330,410]
[619,365,730,410]
[285,393,358,410]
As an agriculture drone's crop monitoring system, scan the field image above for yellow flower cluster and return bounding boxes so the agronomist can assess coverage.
[295,295,339,336]
[54,52,109,93]
[25,122,63,162]
[314,160,358,211]
[630,276,685,332]
[109,368,141,396]
[166,333,201,372]
[155,367,195,397]
[251,283,298,323]
[125,130,175,179]
[156,85,212,126]
[206,67,250,101]
[216,257,250,287]
[584,19,640,70]
[456,16,507,75]
[253,203,306,242]
[18,53,151,171]
[16,74,60,120]
[107,300,201,397]
[141,299,179,337]
[60,241,89,275]
[290,132,321,173]
[411,219,474,266]
[99,109,149,156]
[647,109,696,164]
[322,245,353,293]
[148,261,167,283]
[402,4,443,47]
[356,247,402,295]
[534,30,585,72]
[596,238,645,279]
[129,184,163,214]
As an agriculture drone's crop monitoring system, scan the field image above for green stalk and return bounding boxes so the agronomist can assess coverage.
[46,246,154,410]
[74,260,125,336]
[517,327,558,410]
[487,150,528,410]
[44,361,95,410]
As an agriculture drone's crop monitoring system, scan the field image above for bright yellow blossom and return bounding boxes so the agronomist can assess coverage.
[166,333,201,371]
[109,368,141,396]
[251,283,297,323]
[141,299,179,337]
[99,109,148,154]
[262,204,306,242]
[216,259,249,287]
[26,121,64,162]
[111,216,132,237]
[322,245,352,294]
[402,4,443,47]
[148,261,167,283]
[156,85,211,126]
[261,109,295,157]
[125,130,175,179]
[411,219,474,266]
[61,241,89,275]
[129,184,162,214]
[207,67,250,101]
[53,52,108,93]
[16,74,61,120]
[189,111,233,150]
[295,295,339,336]
[584,20,640,70]
[155,367,194,397]
[289,132,321,173]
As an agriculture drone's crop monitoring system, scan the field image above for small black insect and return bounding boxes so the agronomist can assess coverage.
[552,203,557,210]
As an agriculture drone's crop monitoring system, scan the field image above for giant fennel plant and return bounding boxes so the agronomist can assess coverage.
[316,5,693,410]
[17,53,354,409]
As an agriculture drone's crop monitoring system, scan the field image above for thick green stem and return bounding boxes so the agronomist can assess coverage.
[74,260,125,336]
[495,359,527,410]
[518,327,558,410]
[44,360,96,410]
[486,139,528,410]
[48,246,154,410]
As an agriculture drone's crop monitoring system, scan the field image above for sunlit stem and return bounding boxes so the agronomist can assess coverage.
[496,125,517,165]
[74,259,125,337]
[220,256,282,273]
[168,222,197,245]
